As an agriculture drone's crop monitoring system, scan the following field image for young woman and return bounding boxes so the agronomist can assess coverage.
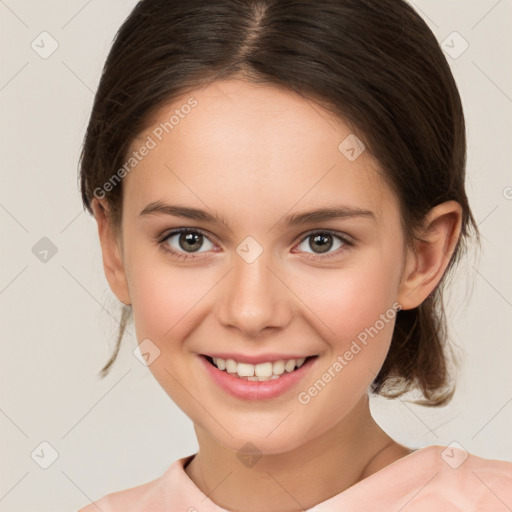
[77,0,512,510]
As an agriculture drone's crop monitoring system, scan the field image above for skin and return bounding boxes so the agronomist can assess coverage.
[92,79,462,512]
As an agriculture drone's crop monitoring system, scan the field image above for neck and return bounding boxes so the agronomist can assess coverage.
[185,395,410,512]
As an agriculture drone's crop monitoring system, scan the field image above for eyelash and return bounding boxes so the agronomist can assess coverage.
[157,227,354,262]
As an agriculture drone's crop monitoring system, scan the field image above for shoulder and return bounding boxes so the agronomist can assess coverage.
[76,456,196,512]
[404,445,512,511]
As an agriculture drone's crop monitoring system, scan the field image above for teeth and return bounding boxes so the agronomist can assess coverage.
[209,356,310,380]
[284,359,296,372]
[213,357,226,371]
[255,362,273,377]
[272,360,285,375]
[225,359,237,373]
[237,362,254,377]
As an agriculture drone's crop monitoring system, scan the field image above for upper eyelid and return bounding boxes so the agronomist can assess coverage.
[300,229,353,242]
[160,228,352,250]
[293,231,353,253]
[160,227,216,244]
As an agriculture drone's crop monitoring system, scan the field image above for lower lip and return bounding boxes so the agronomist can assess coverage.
[199,355,317,401]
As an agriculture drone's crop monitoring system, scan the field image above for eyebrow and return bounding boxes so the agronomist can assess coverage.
[139,200,375,229]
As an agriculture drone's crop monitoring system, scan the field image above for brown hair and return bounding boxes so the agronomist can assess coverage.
[79,0,479,406]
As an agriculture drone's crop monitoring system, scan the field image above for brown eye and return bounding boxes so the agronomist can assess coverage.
[309,233,334,253]
[295,231,351,257]
[179,232,203,252]
[162,229,215,254]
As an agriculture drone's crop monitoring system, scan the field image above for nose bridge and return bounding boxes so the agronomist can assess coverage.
[217,244,292,336]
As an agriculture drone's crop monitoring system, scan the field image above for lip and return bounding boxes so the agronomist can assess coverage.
[199,354,318,401]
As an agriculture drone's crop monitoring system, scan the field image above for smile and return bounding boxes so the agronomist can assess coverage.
[205,355,311,381]
[200,353,318,400]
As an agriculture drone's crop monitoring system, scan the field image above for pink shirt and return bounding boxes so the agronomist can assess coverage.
[78,445,512,511]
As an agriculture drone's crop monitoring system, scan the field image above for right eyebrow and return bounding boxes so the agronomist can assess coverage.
[139,201,231,230]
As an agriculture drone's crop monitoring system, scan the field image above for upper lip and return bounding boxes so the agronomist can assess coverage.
[202,353,316,364]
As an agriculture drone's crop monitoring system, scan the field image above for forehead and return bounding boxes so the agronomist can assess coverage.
[124,79,397,226]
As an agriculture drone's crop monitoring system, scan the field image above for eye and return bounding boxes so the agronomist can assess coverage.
[158,228,353,262]
[294,231,353,258]
[159,228,215,259]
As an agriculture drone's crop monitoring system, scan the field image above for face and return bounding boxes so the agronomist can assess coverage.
[113,79,411,454]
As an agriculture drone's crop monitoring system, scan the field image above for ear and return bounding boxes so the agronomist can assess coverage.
[91,199,131,306]
[397,200,463,310]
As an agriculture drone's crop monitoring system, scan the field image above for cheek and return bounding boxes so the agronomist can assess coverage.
[125,250,213,416]
[291,262,401,439]
[125,244,214,341]
[292,252,401,348]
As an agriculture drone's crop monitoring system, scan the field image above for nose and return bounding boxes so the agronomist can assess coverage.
[216,250,294,338]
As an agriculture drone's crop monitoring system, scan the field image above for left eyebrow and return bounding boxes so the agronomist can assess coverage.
[139,200,375,229]
[281,206,376,226]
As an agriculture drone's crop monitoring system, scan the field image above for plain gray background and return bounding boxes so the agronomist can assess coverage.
[1,1,511,510]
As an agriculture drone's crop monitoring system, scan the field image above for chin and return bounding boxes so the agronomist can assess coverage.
[204,414,322,457]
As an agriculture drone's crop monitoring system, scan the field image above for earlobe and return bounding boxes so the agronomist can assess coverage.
[397,200,463,310]
[91,199,131,306]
